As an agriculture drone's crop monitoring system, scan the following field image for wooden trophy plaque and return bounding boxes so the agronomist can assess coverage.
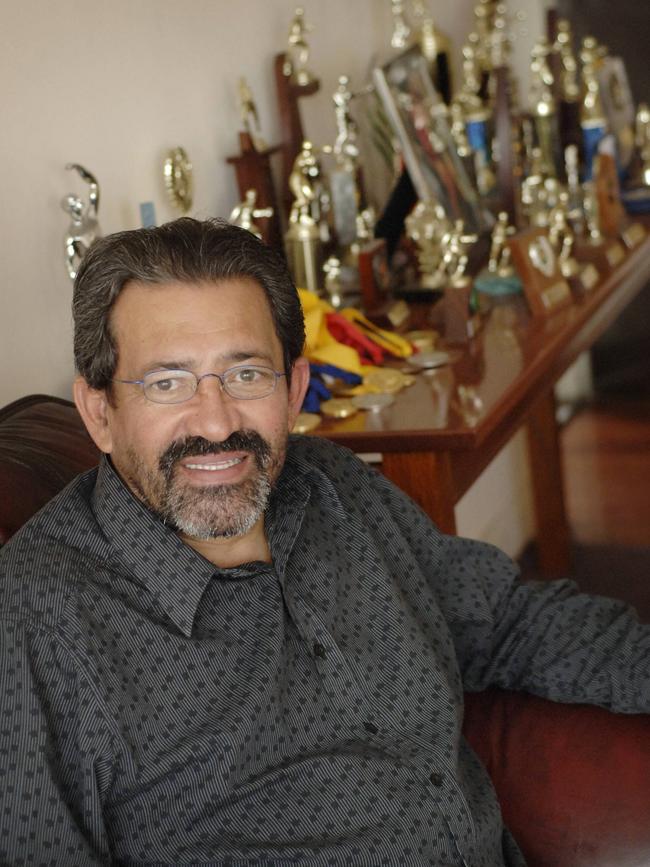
[508,228,572,317]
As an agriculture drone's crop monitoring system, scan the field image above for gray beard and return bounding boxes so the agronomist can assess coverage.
[123,430,281,540]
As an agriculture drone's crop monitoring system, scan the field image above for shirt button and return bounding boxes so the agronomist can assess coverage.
[363,721,379,735]
[429,771,444,787]
[313,642,327,659]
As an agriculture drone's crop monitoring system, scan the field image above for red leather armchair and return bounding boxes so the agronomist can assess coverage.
[1,394,649,866]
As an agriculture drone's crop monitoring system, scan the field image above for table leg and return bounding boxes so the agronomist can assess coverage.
[526,389,572,577]
[381,450,457,535]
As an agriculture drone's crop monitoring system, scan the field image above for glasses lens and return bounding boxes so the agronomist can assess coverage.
[143,370,197,404]
[223,365,277,399]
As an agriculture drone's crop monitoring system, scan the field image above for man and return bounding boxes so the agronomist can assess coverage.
[0,218,647,866]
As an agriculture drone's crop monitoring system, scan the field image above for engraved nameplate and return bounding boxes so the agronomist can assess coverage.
[580,263,600,291]
[541,279,572,310]
[605,242,625,268]
[622,223,646,249]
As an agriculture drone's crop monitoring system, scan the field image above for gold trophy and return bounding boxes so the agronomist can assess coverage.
[284,141,325,293]
[475,211,522,296]
[229,189,273,240]
[405,201,451,290]
[438,220,480,343]
[555,19,580,103]
[548,191,598,294]
[283,7,316,86]
[635,103,650,186]
[237,78,267,152]
[580,37,608,179]
[389,0,411,49]
[529,39,559,177]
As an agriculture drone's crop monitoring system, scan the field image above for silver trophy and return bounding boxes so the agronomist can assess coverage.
[61,163,101,282]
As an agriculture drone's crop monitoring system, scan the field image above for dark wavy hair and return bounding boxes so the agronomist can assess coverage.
[72,217,305,390]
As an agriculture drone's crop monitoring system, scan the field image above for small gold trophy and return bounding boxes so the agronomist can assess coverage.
[475,211,523,296]
[229,189,273,240]
[389,0,411,49]
[438,220,480,343]
[284,7,316,86]
[237,78,267,152]
[529,39,559,177]
[405,201,451,290]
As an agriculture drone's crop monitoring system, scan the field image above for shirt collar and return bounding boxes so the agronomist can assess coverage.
[91,456,217,638]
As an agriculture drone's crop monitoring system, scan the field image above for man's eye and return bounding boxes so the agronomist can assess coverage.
[234,367,262,383]
[148,375,186,391]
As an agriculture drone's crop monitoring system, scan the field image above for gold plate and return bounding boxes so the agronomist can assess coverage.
[320,398,358,419]
[292,412,321,434]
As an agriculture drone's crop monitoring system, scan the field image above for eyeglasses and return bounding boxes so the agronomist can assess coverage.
[114,364,287,405]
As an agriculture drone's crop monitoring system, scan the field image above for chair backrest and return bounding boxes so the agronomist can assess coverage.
[0,394,99,544]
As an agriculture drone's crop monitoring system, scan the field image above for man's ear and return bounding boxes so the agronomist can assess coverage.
[73,377,114,454]
[287,356,311,428]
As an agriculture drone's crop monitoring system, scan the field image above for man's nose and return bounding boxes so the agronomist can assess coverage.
[185,375,243,441]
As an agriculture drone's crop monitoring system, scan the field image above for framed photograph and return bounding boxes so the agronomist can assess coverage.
[373,46,487,234]
[598,56,635,169]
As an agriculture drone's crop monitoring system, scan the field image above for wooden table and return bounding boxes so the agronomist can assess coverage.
[312,235,650,576]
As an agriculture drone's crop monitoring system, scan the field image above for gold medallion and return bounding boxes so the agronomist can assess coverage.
[320,398,358,419]
[363,368,407,394]
[292,412,321,434]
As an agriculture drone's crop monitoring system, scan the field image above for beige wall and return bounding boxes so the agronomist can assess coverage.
[2,0,543,557]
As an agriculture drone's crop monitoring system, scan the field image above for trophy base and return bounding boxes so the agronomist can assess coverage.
[443,284,481,344]
[474,271,523,296]
[621,221,647,249]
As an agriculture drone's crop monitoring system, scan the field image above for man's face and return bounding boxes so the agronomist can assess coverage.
[78,278,308,540]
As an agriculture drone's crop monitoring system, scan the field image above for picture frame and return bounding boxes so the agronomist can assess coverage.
[373,46,487,235]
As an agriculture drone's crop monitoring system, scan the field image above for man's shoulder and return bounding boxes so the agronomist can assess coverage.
[0,468,105,630]
[287,434,380,488]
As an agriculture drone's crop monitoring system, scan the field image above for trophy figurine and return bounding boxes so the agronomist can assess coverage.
[529,39,560,177]
[438,220,480,343]
[548,191,600,295]
[475,211,522,296]
[389,0,411,49]
[237,77,267,152]
[61,163,101,282]
[229,189,273,239]
[580,37,607,179]
[283,7,316,86]
[329,75,363,249]
[284,142,325,293]
[405,200,450,290]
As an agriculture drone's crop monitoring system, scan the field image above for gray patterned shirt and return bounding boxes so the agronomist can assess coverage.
[0,435,648,866]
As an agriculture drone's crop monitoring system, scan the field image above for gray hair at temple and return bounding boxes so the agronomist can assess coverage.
[72,217,306,392]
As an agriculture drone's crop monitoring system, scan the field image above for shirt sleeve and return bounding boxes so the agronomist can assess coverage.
[0,618,113,865]
[368,462,650,714]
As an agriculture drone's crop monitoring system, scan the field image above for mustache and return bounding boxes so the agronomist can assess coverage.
[159,431,271,479]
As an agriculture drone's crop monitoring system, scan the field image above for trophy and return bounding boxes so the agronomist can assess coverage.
[475,211,522,296]
[163,146,193,213]
[548,192,599,295]
[389,0,411,49]
[529,39,560,177]
[411,0,453,103]
[553,19,581,159]
[635,103,650,186]
[437,220,480,343]
[229,189,273,240]
[520,148,550,227]
[574,163,626,273]
[61,163,101,281]
[284,141,325,293]
[330,75,362,249]
[580,37,608,179]
[508,227,572,317]
[405,200,451,291]
[283,7,316,87]
[226,79,282,248]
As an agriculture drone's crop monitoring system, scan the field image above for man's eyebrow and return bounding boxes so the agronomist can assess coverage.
[142,350,273,372]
